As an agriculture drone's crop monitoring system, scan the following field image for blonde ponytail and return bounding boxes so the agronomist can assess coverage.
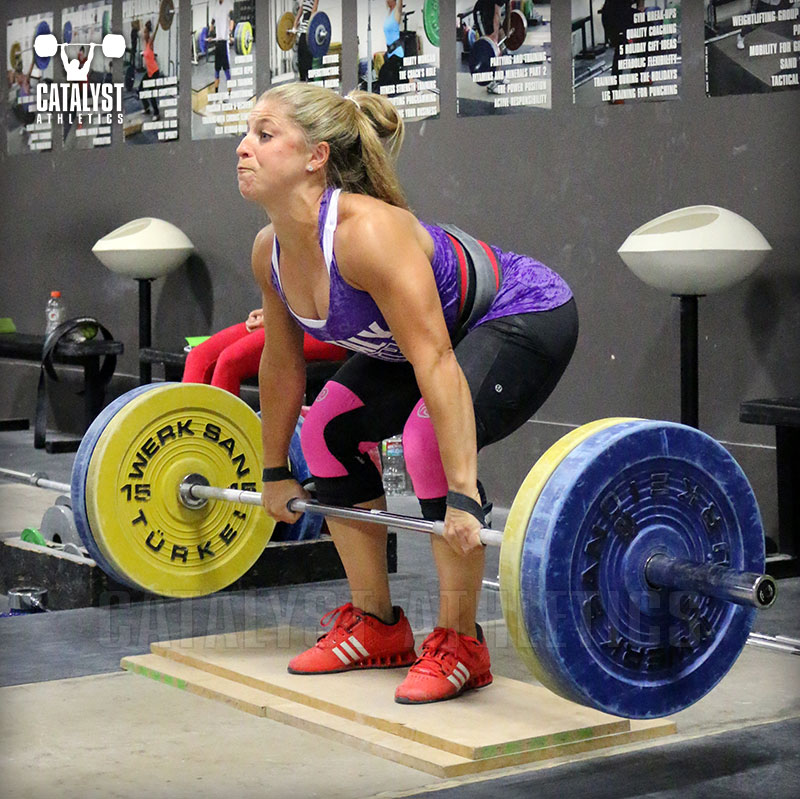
[259,83,409,210]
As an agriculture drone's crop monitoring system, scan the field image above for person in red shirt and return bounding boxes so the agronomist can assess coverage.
[140,19,160,120]
[183,308,346,397]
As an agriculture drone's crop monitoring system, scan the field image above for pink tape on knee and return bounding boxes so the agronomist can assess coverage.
[300,382,365,478]
[403,400,448,500]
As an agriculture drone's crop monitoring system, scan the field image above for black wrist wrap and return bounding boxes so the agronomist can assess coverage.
[262,466,294,483]
[445,490,486,526]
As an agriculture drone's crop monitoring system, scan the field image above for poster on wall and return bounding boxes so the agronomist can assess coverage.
[191,0,255,139]
[704,1,800,96]
[60,2,115,150]
[269,0,343,92]
[356,0,440,122]
[572,0,682,105]
[6,12,56,154]
[122,0,179,143]
[456,1,551,117]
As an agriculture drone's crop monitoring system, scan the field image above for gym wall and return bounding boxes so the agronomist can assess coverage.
[1,1,798,531]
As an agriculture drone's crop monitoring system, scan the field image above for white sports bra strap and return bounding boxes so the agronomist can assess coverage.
[323,188,342,269]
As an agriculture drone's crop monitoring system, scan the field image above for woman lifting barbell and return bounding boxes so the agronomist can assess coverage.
[236,82,578,704]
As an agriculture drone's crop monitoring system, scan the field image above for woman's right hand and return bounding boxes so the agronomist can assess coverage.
[261,478,310,524]
[245,308,264,332]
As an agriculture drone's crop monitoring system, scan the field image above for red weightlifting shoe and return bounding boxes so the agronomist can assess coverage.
[394,625,493,704]
[288,602,417,675]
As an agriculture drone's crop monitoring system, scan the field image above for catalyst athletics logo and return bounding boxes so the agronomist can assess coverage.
[33,31,126,125]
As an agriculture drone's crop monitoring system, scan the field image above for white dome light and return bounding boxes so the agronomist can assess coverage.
[618,206,771,295]
[92,218,195,280]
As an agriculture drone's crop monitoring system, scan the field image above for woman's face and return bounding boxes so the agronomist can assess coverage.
[236,99,313,204]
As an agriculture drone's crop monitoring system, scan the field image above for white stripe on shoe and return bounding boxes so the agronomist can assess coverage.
[348,636,370,657]
[339,641,359,661]
[447,673,464,689]
[446,661,471,690]
[332,636,371,666]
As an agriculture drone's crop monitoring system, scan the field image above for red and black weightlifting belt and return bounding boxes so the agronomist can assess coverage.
[440,223,503,342]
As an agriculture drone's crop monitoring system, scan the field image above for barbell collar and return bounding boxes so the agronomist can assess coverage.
[645,552,777,609]
[0,467,70,494]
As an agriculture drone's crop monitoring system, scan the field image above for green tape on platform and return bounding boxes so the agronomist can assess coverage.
[21,528,47,546]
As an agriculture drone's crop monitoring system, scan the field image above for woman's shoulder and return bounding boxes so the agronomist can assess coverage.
[253,223,275,254]
[337,192,416,234]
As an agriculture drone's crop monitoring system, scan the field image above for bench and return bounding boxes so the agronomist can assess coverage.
[572,15,594,56]
[572,2,605,60]
[0,333,123,450]
[139,347,344,406]
[740,397,800,578]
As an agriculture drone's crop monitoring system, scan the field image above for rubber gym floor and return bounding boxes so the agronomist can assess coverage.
[1,426,798,799]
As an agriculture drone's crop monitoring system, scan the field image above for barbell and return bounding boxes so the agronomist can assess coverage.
[158,0,176,32]
[233,21,254,56]
[62,11,112,45]
[34,33,127,61]
[468,9,528,85]
[0,383,782,719]
[10,21,55,73]
[276,11,332,59]
[202,23,253,57]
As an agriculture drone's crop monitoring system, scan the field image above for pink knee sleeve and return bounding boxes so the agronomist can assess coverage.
[300,382,365,478]
[403,400,447,500]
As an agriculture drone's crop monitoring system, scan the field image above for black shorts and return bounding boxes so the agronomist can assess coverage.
[311,299,578,504]
[214,40,230,72]
[378,53,403,88]
[298,33,313,80]
[474,0,503,37]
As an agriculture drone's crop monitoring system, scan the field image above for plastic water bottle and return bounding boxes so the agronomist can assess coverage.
[382,435,407,495]
[45,291,65,335]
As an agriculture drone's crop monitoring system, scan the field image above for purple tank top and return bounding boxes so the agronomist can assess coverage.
[270,187,572,363]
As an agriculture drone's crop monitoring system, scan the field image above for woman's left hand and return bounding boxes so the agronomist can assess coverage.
[245,308,264,332]
[442,506,484,556]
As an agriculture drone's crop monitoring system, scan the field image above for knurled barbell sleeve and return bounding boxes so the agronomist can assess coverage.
[645,552,777,609]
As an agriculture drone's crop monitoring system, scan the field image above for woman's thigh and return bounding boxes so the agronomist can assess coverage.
[311,354,422,445]
[300,354,421,504]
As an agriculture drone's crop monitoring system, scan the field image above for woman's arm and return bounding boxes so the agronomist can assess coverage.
[250,227,309,522]
[336,201,482,552]
[395,0,404,24]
